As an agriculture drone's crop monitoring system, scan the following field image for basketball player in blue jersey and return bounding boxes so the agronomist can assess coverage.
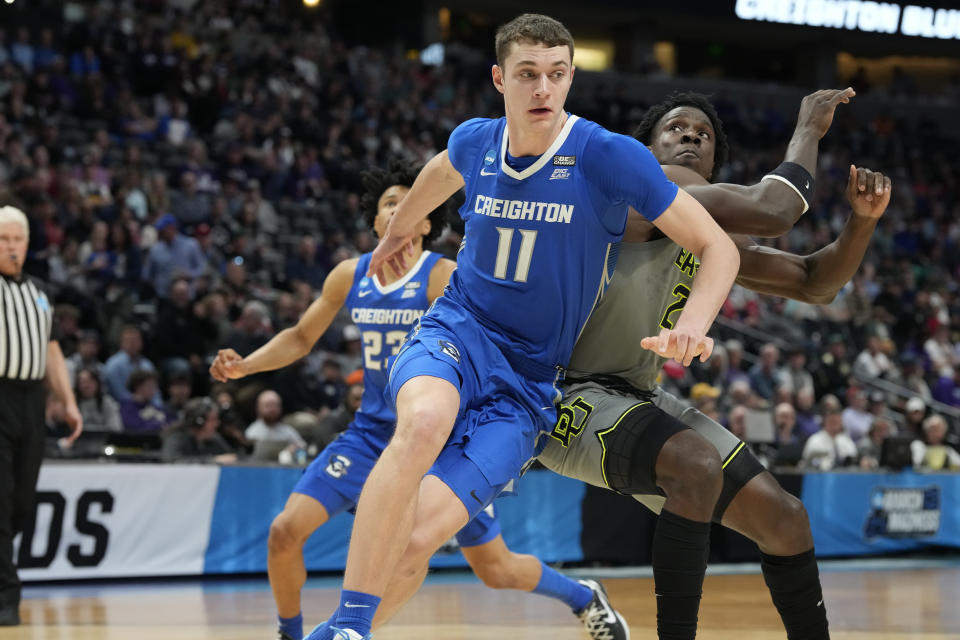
[308,13,741,640]
[209,160,625,640]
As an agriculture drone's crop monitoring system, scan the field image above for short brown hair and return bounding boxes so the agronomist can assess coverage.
[494,13,574,67]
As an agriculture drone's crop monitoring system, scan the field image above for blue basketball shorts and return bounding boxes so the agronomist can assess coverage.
[292,418,391,516]
[291,415,503,547]
[388,308,559,519]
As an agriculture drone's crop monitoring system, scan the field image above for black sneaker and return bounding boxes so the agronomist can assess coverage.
[0,605,20,626]
[575,579,630,640]
[276,631,295,640]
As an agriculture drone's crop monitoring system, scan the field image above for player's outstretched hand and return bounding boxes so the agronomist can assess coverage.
[368,221,416,281]
[210,348,249,382]
[847,164,891,218]
[796,87,855,140]
[640,328,714,366]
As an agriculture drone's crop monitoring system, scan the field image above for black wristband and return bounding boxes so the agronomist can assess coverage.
[762,161,815,214]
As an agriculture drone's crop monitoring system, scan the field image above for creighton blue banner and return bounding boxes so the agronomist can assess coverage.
[801,471,960,557]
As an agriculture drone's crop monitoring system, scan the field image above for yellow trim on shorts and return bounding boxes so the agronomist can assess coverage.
[595,401,652,489]
[722,441,746,469]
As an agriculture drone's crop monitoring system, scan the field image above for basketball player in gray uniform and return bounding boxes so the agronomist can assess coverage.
[539,89,890,640]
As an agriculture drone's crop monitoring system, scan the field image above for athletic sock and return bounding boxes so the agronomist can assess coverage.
[532,561,594,612]
[760,549,830,640]
[278,612,304,640]
[652,509,711,640]
[333,590,380,637]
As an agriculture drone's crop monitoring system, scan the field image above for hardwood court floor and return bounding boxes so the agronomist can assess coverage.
[6,565,960,639]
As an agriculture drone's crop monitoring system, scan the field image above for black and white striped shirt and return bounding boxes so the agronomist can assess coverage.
[0,273,55,381]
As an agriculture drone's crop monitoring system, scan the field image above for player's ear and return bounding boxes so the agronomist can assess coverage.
[492,64,505,95]
[419,217,432,238]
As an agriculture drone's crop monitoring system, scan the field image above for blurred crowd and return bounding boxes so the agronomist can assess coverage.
[0,1,957,470]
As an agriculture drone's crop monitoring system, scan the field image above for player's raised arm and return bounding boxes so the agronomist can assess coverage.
[734,165,890,303]
[640,88,854,236]
[368,150,464,280]
[209,259,356,382]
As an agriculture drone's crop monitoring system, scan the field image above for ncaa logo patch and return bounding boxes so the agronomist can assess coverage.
[35,294,50,312]
[483,149,496,166]
[438,339,461,364]
[325,454,352,479]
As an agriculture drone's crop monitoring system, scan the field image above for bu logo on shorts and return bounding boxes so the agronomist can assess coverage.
[325,454,352,479]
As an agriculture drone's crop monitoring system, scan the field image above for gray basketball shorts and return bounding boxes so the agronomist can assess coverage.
[537,381,764,522]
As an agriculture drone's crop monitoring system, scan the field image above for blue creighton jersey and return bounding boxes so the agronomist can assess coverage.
[346,250,442,430]
[444,115,679,377]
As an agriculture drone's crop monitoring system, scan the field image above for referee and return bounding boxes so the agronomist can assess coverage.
[0,205,82,627]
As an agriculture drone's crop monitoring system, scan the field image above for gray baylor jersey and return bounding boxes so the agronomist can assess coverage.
[538,236,759,515]
[568,236,698,390]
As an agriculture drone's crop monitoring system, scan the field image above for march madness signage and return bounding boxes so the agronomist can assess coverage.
[864,486,941,540]
[802,471,960,556]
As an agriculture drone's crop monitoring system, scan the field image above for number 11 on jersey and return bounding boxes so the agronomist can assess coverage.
[494,227,537,282]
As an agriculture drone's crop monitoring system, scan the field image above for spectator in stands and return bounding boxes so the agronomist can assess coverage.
[285,235,326,291]
[720,378,752,416]
[793,387,820,440]
[151,277,209,375]
[842,387,874,442]
[314,357,346,411]
[801,396,859,470]
[814,334,853,398]
[103,324,157,401]
[853,333,898,380]
[932,367,960,407]
[170,170,211,228]
[243,179,279,235]
[857,417,893,469]
[161,397,238,464]
[749,343,781,401]
[225,300,272,356]
[901,353,932,400]
[779,346,814,398]
[310,382,364,450]
[10,27,33,74]
[727,405,748,440]
[690,343,728,391]
[337,325,363,375]
[903,396,928,439]
[924,325,958,377]
[119,370,174,432]
[141,214,207,299]
[65,329,103,387]
[911,415,960,470]
[81,220,117,294]
[75,367,122,433]
[774,402,799,445]
[866,390,901,429]
[164,372,193,420]
[245,389,305,451]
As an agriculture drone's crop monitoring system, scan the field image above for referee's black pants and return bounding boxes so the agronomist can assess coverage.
[0,380,45,609]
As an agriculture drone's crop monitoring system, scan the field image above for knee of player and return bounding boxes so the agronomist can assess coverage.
[268,516,306,553]
[659,433,723,497]
[394,408,452,452]
[777,492,811,538]
[403,528,442,570]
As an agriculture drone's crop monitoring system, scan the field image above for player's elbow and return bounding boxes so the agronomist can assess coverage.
[289,326,314,358]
